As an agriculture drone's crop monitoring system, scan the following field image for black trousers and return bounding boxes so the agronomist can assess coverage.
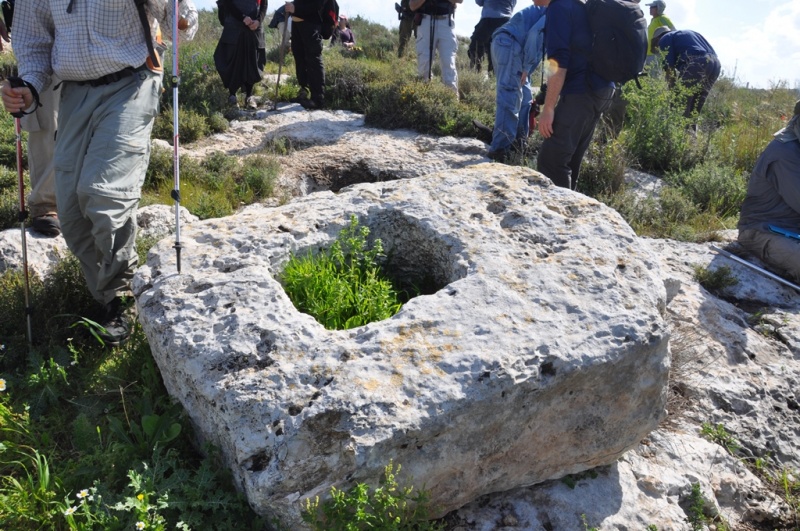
[537,86,614,190]
[291,20,325,103]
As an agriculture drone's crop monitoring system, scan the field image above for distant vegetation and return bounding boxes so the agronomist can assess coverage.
[0,8,798,530]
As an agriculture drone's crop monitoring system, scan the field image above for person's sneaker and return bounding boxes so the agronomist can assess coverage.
[30,214,61,237]
[487,148,511,164]
[472,119,493,143]
[228,94,239,108]
[98,297,133,347]
[246,96,258,110]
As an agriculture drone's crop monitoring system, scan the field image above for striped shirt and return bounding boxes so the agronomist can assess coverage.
[14,0,199,93]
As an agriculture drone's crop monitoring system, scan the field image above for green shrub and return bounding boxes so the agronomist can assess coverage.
[665,161,748,217]
[302,461,443,531]
[238,155,279,201]
[280,215,403,330]
[621,75,697,173]
[153,107,211,144]
[693,265,739,295]
[578,136,630,197]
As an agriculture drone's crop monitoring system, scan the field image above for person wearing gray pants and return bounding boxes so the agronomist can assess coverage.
[2,0,198,346]
[22,80,61,236]
[737,100,800,284]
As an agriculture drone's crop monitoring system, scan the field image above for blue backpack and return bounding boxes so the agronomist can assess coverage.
[585,0,648,84]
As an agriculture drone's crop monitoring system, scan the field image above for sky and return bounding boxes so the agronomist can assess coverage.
[193,0,800,90]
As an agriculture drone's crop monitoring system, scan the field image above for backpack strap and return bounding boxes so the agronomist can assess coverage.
[133,0,162,68]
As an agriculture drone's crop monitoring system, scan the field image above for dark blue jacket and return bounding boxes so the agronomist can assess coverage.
[658,30,717,70]
[544,0,612,93]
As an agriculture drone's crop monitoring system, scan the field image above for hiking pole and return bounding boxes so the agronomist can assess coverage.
[271,16,290,111]
[8,77,33,343]
[711,245,800,293]
[171,0,183,273]
[427,14,434,81]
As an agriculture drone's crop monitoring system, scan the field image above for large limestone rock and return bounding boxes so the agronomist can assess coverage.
[134,164,670,526]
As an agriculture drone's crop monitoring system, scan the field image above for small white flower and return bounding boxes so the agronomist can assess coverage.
[0,379,6,392]
[135,522,146,530]
[64,507,77,516]
[77,489,89,499]
[71,360,78,366]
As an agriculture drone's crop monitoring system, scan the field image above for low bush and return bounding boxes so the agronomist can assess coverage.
[280,215,403,330]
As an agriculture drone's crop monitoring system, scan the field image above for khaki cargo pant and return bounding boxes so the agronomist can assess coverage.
[738,228,800,283]
[21,78,60,218]
[55,69,162,304]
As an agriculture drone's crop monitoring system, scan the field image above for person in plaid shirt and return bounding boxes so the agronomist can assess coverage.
[1,0,198,346]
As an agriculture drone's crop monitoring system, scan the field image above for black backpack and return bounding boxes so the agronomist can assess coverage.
[319,0,339,39]
[585,0,647,85]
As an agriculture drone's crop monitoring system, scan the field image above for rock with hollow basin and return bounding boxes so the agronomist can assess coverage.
[133,164,669,527]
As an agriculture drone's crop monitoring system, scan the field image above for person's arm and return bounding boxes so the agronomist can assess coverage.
[9,0,54,95]
[521,13,546,79]
[772,158,800,214]
[150,0,199,42]
[538,66,565,139]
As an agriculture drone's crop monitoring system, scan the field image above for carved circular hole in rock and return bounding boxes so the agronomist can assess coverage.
[280,208,466,326]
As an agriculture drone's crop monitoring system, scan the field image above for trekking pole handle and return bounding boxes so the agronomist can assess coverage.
[6,76,40,118]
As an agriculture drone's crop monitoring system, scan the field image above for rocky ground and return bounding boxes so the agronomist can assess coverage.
[3,105,799,530]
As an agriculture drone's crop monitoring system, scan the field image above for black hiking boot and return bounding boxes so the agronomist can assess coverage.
[98,297,134,347]
[486,148,511,164]
[30,214,61,237]
[291,87,310,104]
[472,119,493,144]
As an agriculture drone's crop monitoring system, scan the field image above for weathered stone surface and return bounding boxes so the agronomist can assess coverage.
[0,225,69,279]
[0,204,197,279]
[449,234,800,529]
[134,165,669,526]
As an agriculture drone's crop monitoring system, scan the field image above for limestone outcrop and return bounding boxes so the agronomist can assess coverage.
[134,165,669,527]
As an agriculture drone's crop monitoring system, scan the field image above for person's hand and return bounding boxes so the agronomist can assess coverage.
[248,19,260,30]
[243,15,252,25]
[519,71,528,86]
[284,2,295,14]
[1,82,33,116]
[537,106,555,138]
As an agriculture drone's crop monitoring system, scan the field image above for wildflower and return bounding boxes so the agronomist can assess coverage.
[64,507,77,516]
[77,489,89,499]
[0,378,6,391]
[135,522,146,530]
[137,493,144,501]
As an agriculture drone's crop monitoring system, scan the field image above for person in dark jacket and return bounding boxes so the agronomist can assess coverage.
[651,26,720,119]
[215,0,268,109]
[737,100,800,283]
[536,0,614,190]
[286,0,326,109]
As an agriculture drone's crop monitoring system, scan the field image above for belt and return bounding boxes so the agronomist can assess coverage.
[423,14,450,19]
[78,64,149,87]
